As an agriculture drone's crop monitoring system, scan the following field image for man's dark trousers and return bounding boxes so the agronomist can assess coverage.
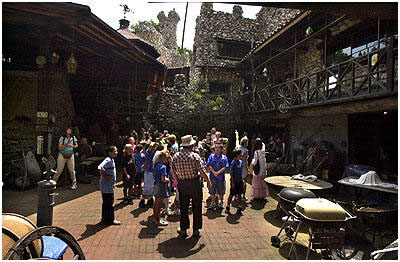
[102,193,114,222]
[178,177,203,230]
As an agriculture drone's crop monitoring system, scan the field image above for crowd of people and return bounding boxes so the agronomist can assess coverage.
[54,125,275,238]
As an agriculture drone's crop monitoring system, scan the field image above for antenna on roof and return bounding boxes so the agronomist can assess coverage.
[120,4,133,19]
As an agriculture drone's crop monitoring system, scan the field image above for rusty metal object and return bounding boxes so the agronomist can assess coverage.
[4,226,85,260]
[2,213,43,259]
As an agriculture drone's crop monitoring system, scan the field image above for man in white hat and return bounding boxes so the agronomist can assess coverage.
[171,135,211,238]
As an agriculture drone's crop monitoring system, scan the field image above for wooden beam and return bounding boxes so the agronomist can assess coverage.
[243,95,397,120]
[4,4,67,18]
[254,14,347,71]
[71,25,105,46]
[78,45,105,57]
[126,50,150,64]
[79,24,117,47]
[251,12,309,55]
[89,23,128,48]
[111,49,137,64]
[123,50,146,64]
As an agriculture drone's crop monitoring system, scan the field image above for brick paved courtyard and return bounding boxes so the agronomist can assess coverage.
[3,174,320,260]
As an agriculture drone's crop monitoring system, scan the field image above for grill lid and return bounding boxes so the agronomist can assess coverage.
[295,198,347,221]
[278,187,316,203]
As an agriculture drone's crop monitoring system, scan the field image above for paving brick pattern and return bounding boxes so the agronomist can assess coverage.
[3,174,319,260]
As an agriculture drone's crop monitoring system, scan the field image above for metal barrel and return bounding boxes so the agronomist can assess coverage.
[2,213,43,259]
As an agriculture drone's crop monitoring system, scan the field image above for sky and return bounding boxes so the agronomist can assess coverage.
[73,0,262,50]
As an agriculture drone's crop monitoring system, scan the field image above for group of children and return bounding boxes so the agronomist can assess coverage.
[206,143,247,215]
[98,130,253,227]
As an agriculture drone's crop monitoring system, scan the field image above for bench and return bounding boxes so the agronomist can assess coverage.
[77,157,104,184]
[42,235,68,259]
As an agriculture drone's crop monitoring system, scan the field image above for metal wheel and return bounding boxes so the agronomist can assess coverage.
[4,226,85,260]
[271,235,281,247]
[285,226,294,237]
[277,87,291,113]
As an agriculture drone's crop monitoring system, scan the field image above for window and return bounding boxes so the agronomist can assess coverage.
[217,40,251,60]
[209,81,230,94]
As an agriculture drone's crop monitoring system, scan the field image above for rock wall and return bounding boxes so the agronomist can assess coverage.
[192,4,301,69]
[156,3,301,135]
[134,14,189,68]
[157,10,180,52]
[158,74,188,130]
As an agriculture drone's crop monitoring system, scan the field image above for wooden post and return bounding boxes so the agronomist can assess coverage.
[377,18,380,81]
[324,14,328,67]
[294,29,297,79]
[386,36,394,93]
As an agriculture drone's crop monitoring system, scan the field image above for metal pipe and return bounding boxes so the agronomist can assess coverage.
[180,2,188,52]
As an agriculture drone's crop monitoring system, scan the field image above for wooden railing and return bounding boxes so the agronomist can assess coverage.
[240,41,398,114]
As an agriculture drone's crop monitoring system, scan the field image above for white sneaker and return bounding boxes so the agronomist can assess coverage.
[156,219,168,226]
[71,184,77,190]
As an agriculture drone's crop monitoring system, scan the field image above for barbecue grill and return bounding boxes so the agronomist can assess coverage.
[287,198,355,260]
[271,188,316,247]
[355,205,398,247]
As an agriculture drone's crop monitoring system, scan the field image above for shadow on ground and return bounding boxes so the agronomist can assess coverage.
[130,206,150,218]
[203,209,224,219]
[250,198,268,210]
[138,217,164,238]
[156,236,205,258]
[225,212,241,224]
[278,242,320,260]
[2,170,125,218]
[77,222,109,241]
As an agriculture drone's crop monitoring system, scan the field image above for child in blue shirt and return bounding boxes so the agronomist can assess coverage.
[207,143,229,210]
[226,148,244,215]
[98,145,120,225]
[152,150,170,226]
[134,144,146,197]
[140,142,156,208]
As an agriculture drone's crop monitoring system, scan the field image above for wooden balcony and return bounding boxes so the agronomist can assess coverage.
[240,40,398,115]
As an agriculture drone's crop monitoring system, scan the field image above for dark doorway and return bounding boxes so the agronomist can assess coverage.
[348,111,397,177]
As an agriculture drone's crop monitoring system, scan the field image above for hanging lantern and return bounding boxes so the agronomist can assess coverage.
[66,53,78,74]
[262,67,268,77]
[51,52,59,64]
[305,26,313,36]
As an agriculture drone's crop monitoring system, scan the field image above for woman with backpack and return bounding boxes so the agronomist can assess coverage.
[53,127,78,189]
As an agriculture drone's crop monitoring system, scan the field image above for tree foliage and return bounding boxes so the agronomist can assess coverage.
[177,47,193,63]
[131,19,160,32]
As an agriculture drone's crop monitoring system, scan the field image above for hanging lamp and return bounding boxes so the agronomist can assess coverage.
[305,11,313,36]
[66,29,78,74]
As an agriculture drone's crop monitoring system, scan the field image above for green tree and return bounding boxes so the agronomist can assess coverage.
[177,47,193,63]
[131,19,160,32]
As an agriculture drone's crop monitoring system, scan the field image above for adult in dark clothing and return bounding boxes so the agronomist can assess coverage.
[171,135,211,239]
[122,144,137,205]
[77,137,92,161]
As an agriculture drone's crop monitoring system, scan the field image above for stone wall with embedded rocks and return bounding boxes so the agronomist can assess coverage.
[157,3,302,135]
[192,4,301,68]
[157,74,188,131]
[134,10,189,68]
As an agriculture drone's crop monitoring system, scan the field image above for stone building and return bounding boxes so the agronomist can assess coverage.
[157,3,301,135]
[133,9,190,68]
